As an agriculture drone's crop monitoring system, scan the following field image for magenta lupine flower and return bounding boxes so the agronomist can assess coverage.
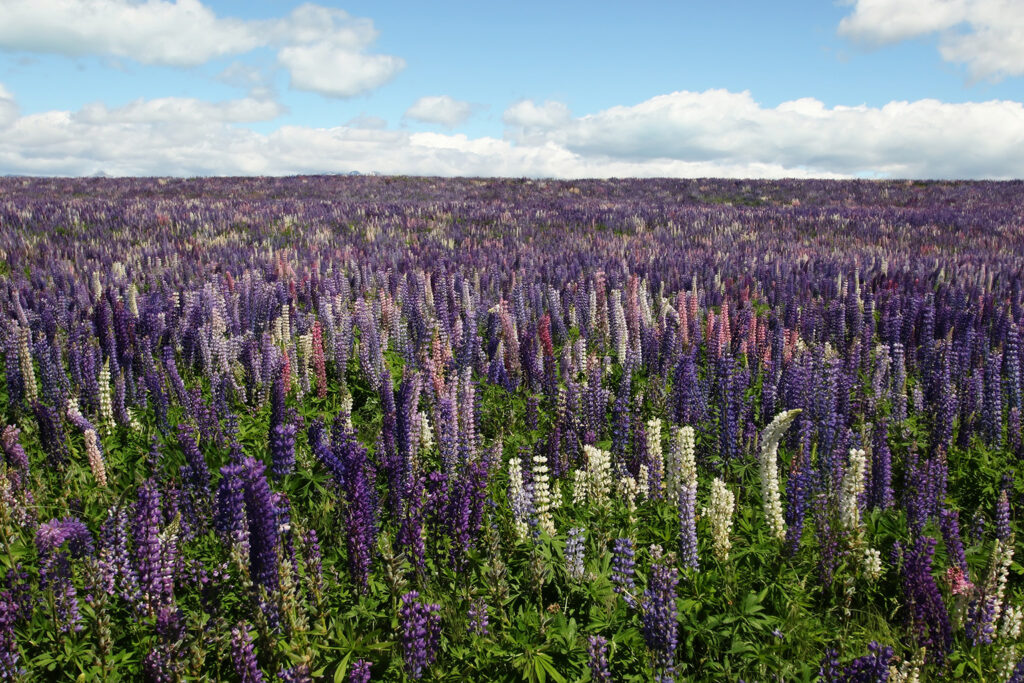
[399,590,441,680]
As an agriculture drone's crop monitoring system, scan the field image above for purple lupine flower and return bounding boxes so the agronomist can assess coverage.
[678,482,699,571]
[900,536,951,663]
[467,597,489,637]
[133,479,170,612]
[230,626,265,683]
[1008,657,1024,683]
[332,422,377,591]
[349,660,372,683]
[641,557,679,680]
[785,420,813,555]
[397,474,426,572]
[817,649,841,683]
[399,591,441,680]
[35,517,94,632]
[868,420,893,510]
[938,508,968,573]
[302,529,324,605]
[270,422,297,480]
[611,538,637,608]
[586,635,612,683]
[32,401,70,468]
[838,641,893,682]
[242,457,280,595]
[1,425,29,474]
[215,462,249,550]
[278,663,312,683]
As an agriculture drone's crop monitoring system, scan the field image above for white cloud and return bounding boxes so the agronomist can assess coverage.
[0,0,405,97]
[838,0,1024,80]
[1,89,1023,178]
[506,90,1024,178]
[74,96,286,125]
[0,83,18,129]
[278,43,404,98]
[404,96,478,128]
[503,100,572,130]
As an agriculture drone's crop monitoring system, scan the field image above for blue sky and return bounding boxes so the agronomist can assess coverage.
[0,0,1022,178]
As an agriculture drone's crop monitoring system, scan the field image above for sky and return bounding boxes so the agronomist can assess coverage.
[0,0,1023,178]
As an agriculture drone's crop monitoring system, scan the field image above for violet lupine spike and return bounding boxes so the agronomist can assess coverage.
[230,626,265,683]
[242,457,280,596]
[641,557,679,681]
[900,536,952,663]
[399,590,441,680]
[611,537,638,608]
[269,422,298,481]
[35,517,94,633]
[587,635,612,683]
[349,660,372,683]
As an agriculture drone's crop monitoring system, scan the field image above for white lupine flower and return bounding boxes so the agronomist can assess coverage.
[677,426,697,491]
[646,418,664,494]
[758,409,801,541]
[862,547,883,581]
[840,448,868,534]
[584,445,612,507]
[127,283,139,317]
[618,476,639,513]
[18,327,37,404]
[549,482,563,511]
[637,465,650,500]
[1000,604,1023,641]
[705,477,735,563]
[666,424,693,503]
[572,469,589,506]
[508,454,530,541]
[98,360,114,429]
[532,454,555,536]
[983,536,1015,629]
[417,410,434,453]
[341,392,354,432]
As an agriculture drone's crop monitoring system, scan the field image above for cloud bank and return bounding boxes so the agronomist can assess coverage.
[0,85,1021,178]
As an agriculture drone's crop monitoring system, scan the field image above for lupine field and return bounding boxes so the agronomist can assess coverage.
[2,176,1024,682]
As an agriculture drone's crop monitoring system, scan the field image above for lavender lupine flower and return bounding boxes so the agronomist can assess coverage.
[641,555,679,681]
[98,505,139,604]
[35,517,94,632]
[1,426,29,492]
[611,538,638,608]
[565,527,586,581]
[230,626,265,683]
[996,488,1012,542]
[399,591,441,680]
[587,635,612,683]
[270,422,298,481]
[302,529,324,605]
[332,423,377,591]
[349,660,372,683]
[0,598,23,680]
[278,663,312,683]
